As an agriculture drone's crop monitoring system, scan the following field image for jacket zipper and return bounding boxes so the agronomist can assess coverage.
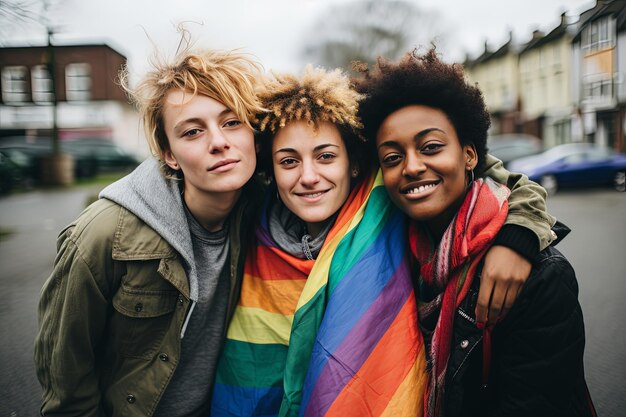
[458,308,476,324]
[451,308,480,382]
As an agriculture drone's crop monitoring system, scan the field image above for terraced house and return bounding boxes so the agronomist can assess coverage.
[464,0,626,153]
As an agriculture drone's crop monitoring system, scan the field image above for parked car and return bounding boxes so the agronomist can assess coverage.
[0,137,140,183]
[0,149,27,194]
[487,133,543,168]
[61,139,141,177]
[508,143,626,195]
[0,144,49,187]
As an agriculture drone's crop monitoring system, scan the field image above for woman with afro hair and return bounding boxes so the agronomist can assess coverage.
[211,61,562,417]
[356,48,595,417]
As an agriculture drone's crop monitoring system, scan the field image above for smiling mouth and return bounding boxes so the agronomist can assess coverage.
[402,182,438,194]
[296,190,329,198]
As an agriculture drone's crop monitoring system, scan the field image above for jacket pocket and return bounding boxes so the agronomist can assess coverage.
[111,284,178,360]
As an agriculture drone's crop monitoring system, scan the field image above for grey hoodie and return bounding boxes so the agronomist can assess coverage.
[100,158,201,304]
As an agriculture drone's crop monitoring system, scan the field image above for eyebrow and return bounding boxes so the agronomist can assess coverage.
[173,108,235,131]
[274,143,340,155]
[415,127,445,140]
[377,127,445,150]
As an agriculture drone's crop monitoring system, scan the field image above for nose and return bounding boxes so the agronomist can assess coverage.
[402,151,426,177]
[208,128,231,154]
[299,160,320,187]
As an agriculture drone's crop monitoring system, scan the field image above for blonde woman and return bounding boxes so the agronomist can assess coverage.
[35,49,264,417]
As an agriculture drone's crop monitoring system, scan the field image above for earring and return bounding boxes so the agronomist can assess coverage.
[351,168,359,178]
[467,166,475,183]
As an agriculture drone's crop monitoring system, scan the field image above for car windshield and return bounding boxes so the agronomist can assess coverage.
[532,144,612,165]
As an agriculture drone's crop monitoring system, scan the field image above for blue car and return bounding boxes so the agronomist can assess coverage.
[508,143,626,195]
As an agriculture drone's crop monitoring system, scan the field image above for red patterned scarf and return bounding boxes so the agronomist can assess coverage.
[408,178,510,417]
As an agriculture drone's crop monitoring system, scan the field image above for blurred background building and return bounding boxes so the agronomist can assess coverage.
[464,0,626,152]
[0,43,140,152]
[0,0,624,185]
[0,42,142,187]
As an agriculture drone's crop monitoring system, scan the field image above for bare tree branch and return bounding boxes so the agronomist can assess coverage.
[0,0,64,44]
[301,0,445,72]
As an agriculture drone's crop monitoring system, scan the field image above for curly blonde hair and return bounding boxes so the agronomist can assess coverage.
[120,49,265,177]
[257,65,363,134]
[255,65,368,177]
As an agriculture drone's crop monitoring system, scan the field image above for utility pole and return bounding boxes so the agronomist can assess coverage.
[40,25,74,185]
[47,28,59,156]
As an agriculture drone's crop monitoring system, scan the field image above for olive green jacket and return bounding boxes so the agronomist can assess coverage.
[483,154,556,250]
[34,178,260,417]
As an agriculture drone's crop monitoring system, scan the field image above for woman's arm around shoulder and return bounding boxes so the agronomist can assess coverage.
[477,154,559,325]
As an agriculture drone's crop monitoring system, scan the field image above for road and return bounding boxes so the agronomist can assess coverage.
[0,186,624,416]
[546,189,626,417]
[0,185,102,417]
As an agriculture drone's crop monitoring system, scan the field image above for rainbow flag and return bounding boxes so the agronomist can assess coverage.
[212,171,427,417]
[290,172,427,417]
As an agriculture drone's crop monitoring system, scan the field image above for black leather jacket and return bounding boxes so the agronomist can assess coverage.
[443,223,596,417]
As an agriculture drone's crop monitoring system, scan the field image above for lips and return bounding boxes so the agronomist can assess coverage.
[295,189,330,199]
[208,158,239,171]
[400,180,440,195]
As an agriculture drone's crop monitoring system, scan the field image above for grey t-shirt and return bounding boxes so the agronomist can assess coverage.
[153,207,231,417]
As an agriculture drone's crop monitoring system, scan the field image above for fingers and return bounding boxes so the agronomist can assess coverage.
[476,276,512,326]
[475,276,494,326]
[474,245,532,326]
[488,283,509,326]
[501,278,524,318]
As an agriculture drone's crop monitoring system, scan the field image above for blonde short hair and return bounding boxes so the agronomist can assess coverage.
[121,49,265,177]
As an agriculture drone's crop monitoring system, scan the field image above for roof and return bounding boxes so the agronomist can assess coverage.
[464,35,515,68]
[0,42,128,61]
[573,0,626,41]
[520,14,573,54]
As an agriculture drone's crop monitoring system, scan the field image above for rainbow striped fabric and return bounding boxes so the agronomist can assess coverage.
[212,171,427,417]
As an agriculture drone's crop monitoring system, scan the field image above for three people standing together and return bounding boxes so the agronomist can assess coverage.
[35,43,594,417]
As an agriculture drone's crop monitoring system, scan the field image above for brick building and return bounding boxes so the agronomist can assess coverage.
[0,43,144,155]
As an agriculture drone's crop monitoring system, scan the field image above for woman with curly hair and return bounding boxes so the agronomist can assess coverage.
[211,62,559,417]
[357,48,595,417]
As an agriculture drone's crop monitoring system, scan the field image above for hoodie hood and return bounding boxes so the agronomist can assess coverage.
[99,158,200,302]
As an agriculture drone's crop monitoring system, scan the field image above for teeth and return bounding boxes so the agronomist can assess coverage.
[302,192,324,198]
[405,183,436,194]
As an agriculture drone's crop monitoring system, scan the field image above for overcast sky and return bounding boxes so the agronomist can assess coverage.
[6,0,595,76]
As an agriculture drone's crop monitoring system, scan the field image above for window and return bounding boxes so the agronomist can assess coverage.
[583,77,613,101]
[553,45,562,72]
[553,119,570,145]
[31,65,54,103]
[1,66,29,103]
[65,63,91,101]
[582,16,615,53]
